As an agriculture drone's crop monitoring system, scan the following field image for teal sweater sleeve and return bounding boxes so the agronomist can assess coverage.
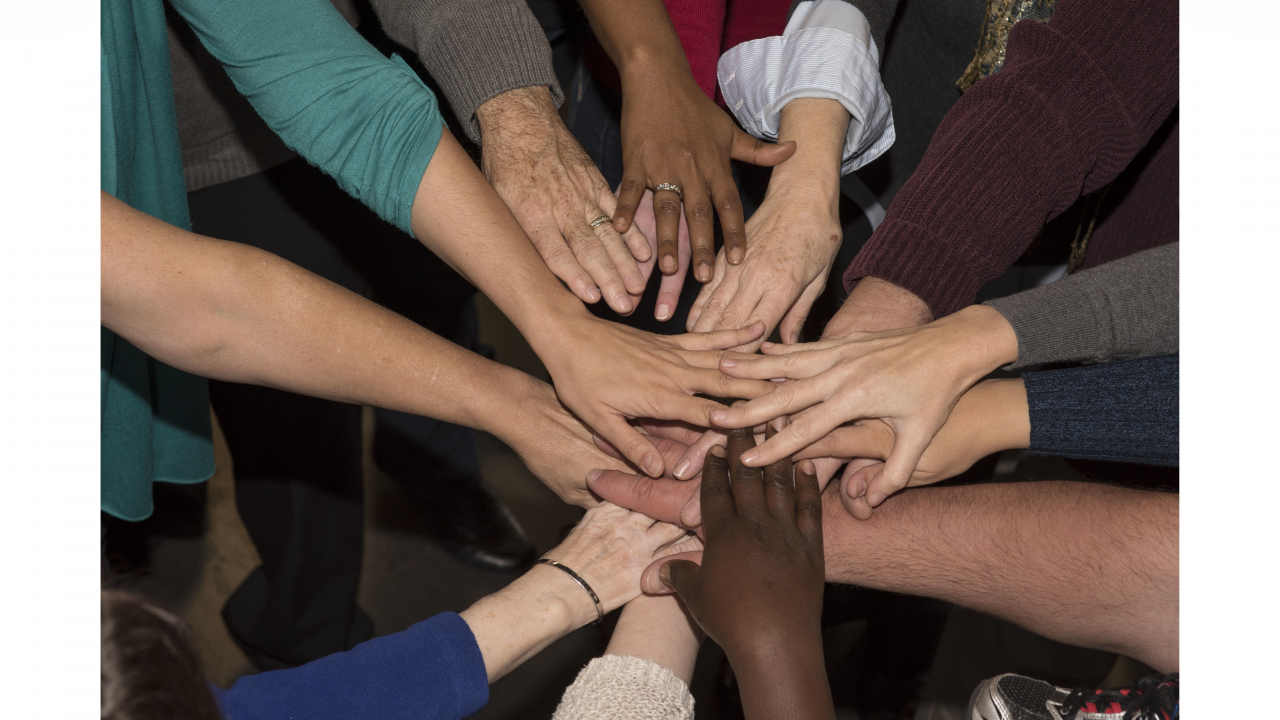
[168,0,443,235]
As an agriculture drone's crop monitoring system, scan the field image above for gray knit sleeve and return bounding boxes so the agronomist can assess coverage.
[985,243,1178,369]
[552,655,696,720]
[368,0,563,144]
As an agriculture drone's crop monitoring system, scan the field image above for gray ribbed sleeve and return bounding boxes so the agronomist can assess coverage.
[369,0,563,143]
[552,656,695,720]
[985,242,1178,369]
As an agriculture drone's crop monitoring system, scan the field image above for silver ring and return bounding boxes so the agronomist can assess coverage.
[654,183,683,197]
[589,215,612,229]
[536,558,605,625]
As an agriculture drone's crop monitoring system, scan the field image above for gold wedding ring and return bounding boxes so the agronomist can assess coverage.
[589,215,612,229]
[654,182,683,197]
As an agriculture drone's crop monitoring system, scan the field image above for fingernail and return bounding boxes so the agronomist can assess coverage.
[728,247,744,265]
[661,255,676,274]
[587,469,603,483]
[615,295,633,313]
[761,341,774,349]
[709,409,727,424]
[680,497,701,527]
[658,563,675,591]
[698,262,712,282]
[586,288,600,302]
[673,459,692,479]
[643,569,666,594]
[741,450,759,465]
[656,303,671,321]
[720,358,738,368]
[643,455,663,478]
[868,492,886,506]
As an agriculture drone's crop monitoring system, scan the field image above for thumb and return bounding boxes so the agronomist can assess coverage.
[869,426,934,507]
[730,128,797,167]
[641,553,703,595]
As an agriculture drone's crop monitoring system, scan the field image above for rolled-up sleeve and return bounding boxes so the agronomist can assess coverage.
[170,0,443,236]
[717,0,894,175]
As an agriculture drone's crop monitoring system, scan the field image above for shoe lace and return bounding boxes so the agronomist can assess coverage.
[1058,673,1178,720]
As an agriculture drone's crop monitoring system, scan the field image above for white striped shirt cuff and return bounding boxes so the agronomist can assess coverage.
[717,5,894,175]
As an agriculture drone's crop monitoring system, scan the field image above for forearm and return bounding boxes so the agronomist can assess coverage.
[101,191,539,439]
[822,481,1179,671]
[731,632,836,720]
[578,0,690,79]
[461,565,596,682]
[408,129,589,348]
[767,98,849,205]
[605,594,702,684]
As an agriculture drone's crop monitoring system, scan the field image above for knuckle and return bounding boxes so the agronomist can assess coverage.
[788,415,815,440]
[656,199,682,216]
[691,203,714,221]
[621,177,644,195]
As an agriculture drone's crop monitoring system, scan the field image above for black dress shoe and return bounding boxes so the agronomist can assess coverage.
[373,426,536,573]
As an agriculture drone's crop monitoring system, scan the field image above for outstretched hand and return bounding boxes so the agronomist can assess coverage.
[639,428,835,720]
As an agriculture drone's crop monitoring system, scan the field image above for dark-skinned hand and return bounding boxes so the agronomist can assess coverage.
[639,427,835,720]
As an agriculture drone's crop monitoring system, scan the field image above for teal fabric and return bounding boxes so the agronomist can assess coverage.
[101,0,444,520]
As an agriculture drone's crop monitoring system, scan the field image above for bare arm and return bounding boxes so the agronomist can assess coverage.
[100,190,623,505]
[821,480,1179,672]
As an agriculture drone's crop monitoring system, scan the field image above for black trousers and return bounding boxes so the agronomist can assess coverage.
[187,158,482,669]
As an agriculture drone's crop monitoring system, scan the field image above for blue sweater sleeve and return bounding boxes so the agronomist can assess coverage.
[168,0,443,236]
[211,612,488,720]
[1023,355,1178,467]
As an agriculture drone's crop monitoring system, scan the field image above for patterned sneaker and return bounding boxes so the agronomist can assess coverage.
[969,672,1178,720]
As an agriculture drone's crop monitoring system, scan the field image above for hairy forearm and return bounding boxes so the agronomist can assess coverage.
[101,191,540,442]
[822,481,1178,671]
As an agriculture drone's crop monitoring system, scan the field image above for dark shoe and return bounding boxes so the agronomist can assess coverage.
[373,425,536,573]
[969,672,1178,720]
[408,483,537,573]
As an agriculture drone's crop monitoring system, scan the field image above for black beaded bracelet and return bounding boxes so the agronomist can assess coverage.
[535,558,605,625]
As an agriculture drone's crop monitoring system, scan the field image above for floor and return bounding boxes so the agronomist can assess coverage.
[106,293,1141,720]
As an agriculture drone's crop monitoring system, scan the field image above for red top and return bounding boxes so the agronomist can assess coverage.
[841,0,1179,317]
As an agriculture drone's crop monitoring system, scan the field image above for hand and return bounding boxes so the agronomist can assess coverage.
[686,181,841,349]
[640,429,835,720]
[794,378,1032,518]
[478,86,651,316]
[536,316,774,478]
[587,421,844,533]
[687,97,850,349]
[711,305,1020,510]
[822,275,934,339]
[613,60,795,284]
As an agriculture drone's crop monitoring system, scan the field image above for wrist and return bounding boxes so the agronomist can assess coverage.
[947,305,1020,378]
[523,562,600,631]
[773,98,850,189]
[475,86,558,139]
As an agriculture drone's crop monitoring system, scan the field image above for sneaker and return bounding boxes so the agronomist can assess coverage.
[969,672,1178,720]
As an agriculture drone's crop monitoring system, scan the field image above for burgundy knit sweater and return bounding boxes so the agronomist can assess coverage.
[842,0,1179,317]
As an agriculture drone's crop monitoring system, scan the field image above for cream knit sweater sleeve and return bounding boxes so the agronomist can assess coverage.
[551,655,696,720]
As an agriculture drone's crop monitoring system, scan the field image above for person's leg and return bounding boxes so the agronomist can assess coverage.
[187,160,374,669]
[821,481,1179,672]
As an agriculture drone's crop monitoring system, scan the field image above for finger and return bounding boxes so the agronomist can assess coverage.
[599,415,666,478]
[588,469,701,530]
[673,428,727,481]
[636,419,705,447]
[759,338,828,355]
[707,282,766,339]
[868,426,934,507]
[654,222,690,322]
[676,320,766,351]
[590,209,647,297]
[778,277,826,345]
[725,428,765,514]
[689,259,741,334]
[565,220,634,315]
[793,423,893,462]
[641,555,703,596]
[600,186,651,263]
[660,390,768,429]
[729,128,797,167]
[708,377,831,430]
[795,459,823,542]
[614,170,646,234]
[653,188,683,276]
[734,401,852,467]
[840,461,879,520]
[527,222,602,304]
[711,174,747,267]
[683,183,717,283]
[644,518,691,551]
[763,423,796,519]
[717,348,834,380]
[685,252,726,330]
[700,445,734,536]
